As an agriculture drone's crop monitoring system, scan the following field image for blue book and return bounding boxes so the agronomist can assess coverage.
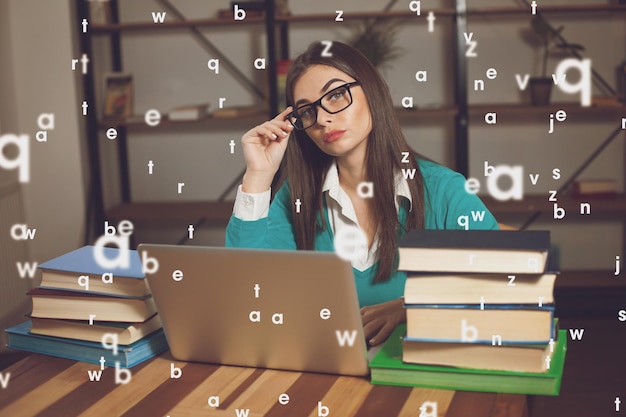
[5,320,168,368]
[38,245,149,297]
[404,303,556,344]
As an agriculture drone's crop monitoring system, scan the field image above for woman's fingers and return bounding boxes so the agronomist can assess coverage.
[275,106,293,121]
[245,107,294,143]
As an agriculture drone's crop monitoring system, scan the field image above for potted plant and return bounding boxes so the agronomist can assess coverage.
[520,15,584,105]
[348,19,403,70]
[345,0,402,69]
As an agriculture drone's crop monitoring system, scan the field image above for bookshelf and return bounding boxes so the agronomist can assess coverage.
[76,1,625,259]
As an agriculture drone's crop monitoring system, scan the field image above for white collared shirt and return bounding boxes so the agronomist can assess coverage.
[233,161,413,271]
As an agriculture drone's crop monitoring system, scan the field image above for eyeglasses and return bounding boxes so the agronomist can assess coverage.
[288,81,360,130]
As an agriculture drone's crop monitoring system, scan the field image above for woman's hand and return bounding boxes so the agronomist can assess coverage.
[241,107,294,193]
[361,298,406,347]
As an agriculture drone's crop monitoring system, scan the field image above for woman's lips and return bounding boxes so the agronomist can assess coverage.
[323,130,346,143]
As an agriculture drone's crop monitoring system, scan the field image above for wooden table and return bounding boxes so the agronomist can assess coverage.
[0,353,528,417]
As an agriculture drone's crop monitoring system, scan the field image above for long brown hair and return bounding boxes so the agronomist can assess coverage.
[278,41,426,284]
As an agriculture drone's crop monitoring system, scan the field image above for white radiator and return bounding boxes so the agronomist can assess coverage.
[0,180,34,350]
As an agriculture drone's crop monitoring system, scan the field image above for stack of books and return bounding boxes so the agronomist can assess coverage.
[5,246,168,368]
[370,230,567,395]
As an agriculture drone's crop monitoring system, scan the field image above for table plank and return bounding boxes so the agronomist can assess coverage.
[167,366,261,416]
[0,361,94,417]
[353,384,413,417]
[264,372,338,417]
[0,354,74,410]
[120,361,218,417]
[76,358,211,417]
[220,368,303,416]
[306,376,374,417]
[398,388,456,417]
[491,393,529,417]
[0,354,528,417]
[447,391,497,417]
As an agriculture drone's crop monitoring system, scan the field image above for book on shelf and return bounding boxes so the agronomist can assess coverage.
[591,96,624,107]
[212,105,261,119]
[29,314,162,345]
[404,305,556,344]
[398,230,550,273]
[5,320,168,368]
[571,179,618,198]
[404,272,557,305]
[168,103,210,121]
[38,245,149,298]
[369,325,566,396]
[28,287,157,323]
[103,73,133,118]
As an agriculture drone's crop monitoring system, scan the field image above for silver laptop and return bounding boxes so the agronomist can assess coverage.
[138,244,369,376]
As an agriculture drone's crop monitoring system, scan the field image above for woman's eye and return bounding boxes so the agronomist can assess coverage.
[329,89,347,101]
[300,107,315,118]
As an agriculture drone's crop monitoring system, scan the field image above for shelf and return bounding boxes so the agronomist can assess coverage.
[100,106,458,130]
[275,9,455,22]
[99,111,268,131]
[91,17,266,33]
[556,269,625,290]
[104,194,625,225]
[106,201,234,224]
[96,102,622,131]
[554,269,626,318]
[466,4,626,16]
[394,106,458,122]
[88,4,626,33]
[274,5,626,23]
[469,101,625,117]
[483,194,626,220]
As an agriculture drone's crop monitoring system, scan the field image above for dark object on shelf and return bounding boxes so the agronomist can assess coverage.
[348,20,403,69]
[528,77,552,106]
[274,0,290,16]
[217,9,264,19]
[520,14,584,105]
[618,60,626,103]
[88,0,111,24]
[347,0,402,69]
[229,1,266,11]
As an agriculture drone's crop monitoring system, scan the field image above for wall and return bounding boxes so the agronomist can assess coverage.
[104,0,625,269]
[0,0,87,341]
[5,0,88,263]
[1,0,621,275]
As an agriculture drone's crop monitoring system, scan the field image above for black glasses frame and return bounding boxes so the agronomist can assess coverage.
[288,81,360,130]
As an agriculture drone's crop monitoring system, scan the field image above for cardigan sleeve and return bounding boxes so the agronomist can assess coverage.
[225,182,298,250]
[420,159,499,231]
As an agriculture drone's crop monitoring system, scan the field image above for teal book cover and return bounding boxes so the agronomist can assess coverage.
[5,320,168,368]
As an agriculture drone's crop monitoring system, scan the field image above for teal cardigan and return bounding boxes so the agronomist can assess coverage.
[225,159,499,307]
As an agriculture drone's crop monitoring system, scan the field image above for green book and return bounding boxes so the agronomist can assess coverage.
[369,325,566,396]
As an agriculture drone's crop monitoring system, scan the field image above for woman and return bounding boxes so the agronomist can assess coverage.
[226,41,498,346]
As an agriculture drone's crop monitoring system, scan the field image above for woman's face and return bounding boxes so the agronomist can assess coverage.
[292,65,372,161]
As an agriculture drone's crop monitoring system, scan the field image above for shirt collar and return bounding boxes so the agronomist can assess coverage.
[322,160,413,212]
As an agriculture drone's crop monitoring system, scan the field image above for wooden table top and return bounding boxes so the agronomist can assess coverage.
[0,353,528,417]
